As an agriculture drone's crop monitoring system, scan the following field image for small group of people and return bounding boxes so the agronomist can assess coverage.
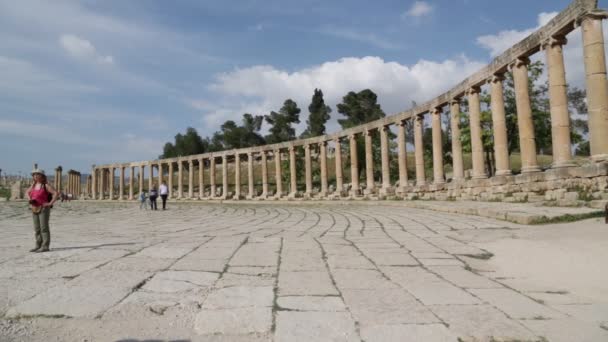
[139,181,169,210]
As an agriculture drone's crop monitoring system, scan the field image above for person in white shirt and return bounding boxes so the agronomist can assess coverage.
[159,181,169,210]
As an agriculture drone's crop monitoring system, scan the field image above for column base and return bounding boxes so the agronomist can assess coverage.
[288,192,298,199]
[591,154,608,163]
[551,161,576,169]
[349,189,361,197]
[379,186,394,196]
[416,181,426,186]
[521,166,541,173]
[472,174,488,179]
[495,170,512,176]
[363,188,376,195]
[318,191,328,198]
[433,180,445,185]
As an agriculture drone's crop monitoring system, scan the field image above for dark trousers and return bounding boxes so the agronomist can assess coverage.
[160,194,168,209]
[150,195,158,210]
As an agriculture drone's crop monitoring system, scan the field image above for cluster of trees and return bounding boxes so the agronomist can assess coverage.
[161,60,589,182]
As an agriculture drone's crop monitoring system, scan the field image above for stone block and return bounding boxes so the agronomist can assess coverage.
[564,191,579,201]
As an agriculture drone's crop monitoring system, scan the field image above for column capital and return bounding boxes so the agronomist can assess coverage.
[318,140,327,147]
[380,124,391,132]
[304,144,311,151]
[334,137,343,144]
[288,145,295,152]
[56,166,62,172]
[489,73,506,84]
[509,56,531,69]
[431,107,443,115]
[576,10,608,26]
[348,133,358,141]
[542,35,568,49]
[247,151,253,157]
[273,148,281,154]
[465,86,481,96]
[222,154,227,161]
[449,98,461,106]
[396,119,407,127]
[415,113,425,122]
[365,128,375,136]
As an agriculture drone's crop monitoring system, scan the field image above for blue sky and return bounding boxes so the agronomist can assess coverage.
[0,0,602,175]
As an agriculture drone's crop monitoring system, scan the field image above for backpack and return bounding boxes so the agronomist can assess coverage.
[43,184,53,208]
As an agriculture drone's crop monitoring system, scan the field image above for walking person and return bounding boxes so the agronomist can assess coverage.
[149,185,158,210]
[159,181,169,210]
[26,168,58,253]
[139,190,148,210]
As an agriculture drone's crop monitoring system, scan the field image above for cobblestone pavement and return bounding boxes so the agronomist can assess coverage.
[1,202,607,341]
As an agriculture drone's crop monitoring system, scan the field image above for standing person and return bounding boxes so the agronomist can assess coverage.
[159,181,169,210]
[149,185,158,210]
[26,168,58,253]
[139,190,148,210]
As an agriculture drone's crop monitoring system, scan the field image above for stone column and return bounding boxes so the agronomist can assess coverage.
[289,146,297,197]
[129,166,134,200]
[188,159,194,199]
[168,162,174,198]
[148,163,154,192]
[119,166,125,200]
[581,13,608,161]
[304,144,312,196]
[364,129,375,194]
[234,154,241,199]
[431,107,445,184]
[545,35,574,168]
[334,138,344,194]
[468,86,488,178]
[177,160,183,198]
[261,151,268,197]
[86,175,91,198]
[512,57,540,173]
[56,167,63,193]
[397,121,408,189]
[414,115,426,186]
[198,158,205,199]
[490,74,512,175]
[349,134,360,196]
[210,157,216,198]
[158,163,163,189]
[319,141,328,197]
[91,167,97,199]
[139,165,144,195]
[380,125,392,193]
[222,155,228,199]
[247,152,254,199]
[109,167,114,200]
[274,150,282,198]
[99,168,105,200]
[450,99,465,180]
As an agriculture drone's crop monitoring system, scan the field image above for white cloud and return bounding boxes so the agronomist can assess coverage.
[59,34,114,65]
[199,55,485,135]
[404,1,434,18]
[476,12,558,57]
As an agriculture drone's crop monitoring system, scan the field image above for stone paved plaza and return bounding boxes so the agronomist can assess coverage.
[1,201,607,341]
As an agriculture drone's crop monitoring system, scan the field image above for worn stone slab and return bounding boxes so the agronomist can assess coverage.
[202,286,274,309]
[229,243,279,267]
[171,258,228,272]
[428,265,502,289]
[215,273,275,287]
[326,255,375,269]
[134,245,193,259]
[279,271,338,296]
[143,271,218,293]
[360,324,458,342]
[520,318,608,342]
[277,296,346,312]
[102,256,175,272]
[195,307,272,334]
[274,311,359,342]
[470,288,565,319]
[332,269,398,290]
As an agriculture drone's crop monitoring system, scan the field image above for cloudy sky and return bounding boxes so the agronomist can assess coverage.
[1,0,605,175]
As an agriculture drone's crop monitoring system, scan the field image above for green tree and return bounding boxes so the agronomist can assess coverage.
[210,113,265,151]
[160,127,209,158]
[265,99,301,144]
[337,89,386,181]
[301,88,332,138]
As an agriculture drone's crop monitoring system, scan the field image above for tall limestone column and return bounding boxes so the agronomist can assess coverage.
[335,138,344,194]
[289,146,297,197]
[168,162,174,198]
[545,35,574,168]
[109,167,114,200]
[158,163,163,189]
[349,134,360,196]
[86,175,91,198]
[261,151,268,197]
[450,99,465,180]
[490,74,512,175]
[129,166,134,200]
[199,158,205,199]
[319,141,328,197]
[581,12,608,161]
[99,168,105,200]
[274,150,282,198]
[364,129,375,194]
[222,155,228,199]
[91,167,97,199]
[210,157,216,197]
[414,114,426,186]
[468,86,488,178]
[380,125,392,193]
[177,161,183,198]
[188,159,194,199]
[247,152,255,199]
[397,121,408,190]
[234,154,241,199]
[119,166,125,200]
[148,163,154,192]
[304,144,312,196]
[139,165,145,194]
[512,57,540,173]
[432,107,445,184]
[57,166,63,193]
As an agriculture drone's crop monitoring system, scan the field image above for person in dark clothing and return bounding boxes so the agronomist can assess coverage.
[149,186,158,210]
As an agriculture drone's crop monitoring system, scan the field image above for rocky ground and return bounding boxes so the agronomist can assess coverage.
[0,201,607,341]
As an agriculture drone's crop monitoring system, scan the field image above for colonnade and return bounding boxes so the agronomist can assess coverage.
[91,1,608,201]
[65,170,81,198]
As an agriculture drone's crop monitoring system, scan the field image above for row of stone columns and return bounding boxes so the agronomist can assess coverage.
[91,11,608,200]
[66,170,81,198]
